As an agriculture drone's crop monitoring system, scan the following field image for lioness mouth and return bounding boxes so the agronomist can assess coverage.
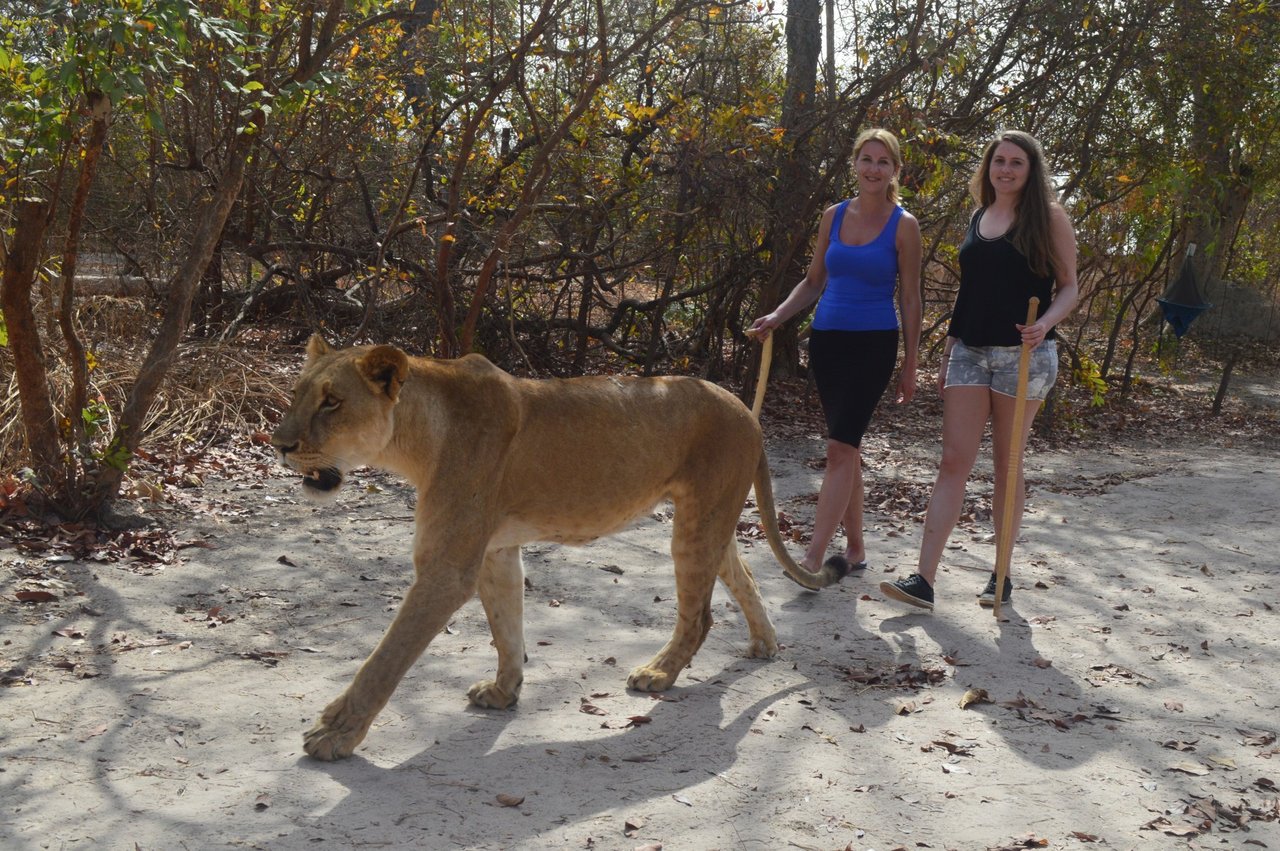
[302,468,344,493]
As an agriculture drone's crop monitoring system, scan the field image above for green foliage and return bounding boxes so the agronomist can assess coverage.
[1151,334,1181,374]
[1073,354,1108,408]
[81,399,111,438]
[98,435,133,473]
[0,0,220,186]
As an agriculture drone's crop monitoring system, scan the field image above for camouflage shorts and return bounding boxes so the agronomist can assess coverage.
[945,340,1058,401]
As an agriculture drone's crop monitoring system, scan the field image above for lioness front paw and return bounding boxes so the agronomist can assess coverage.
[467,678,520,709]
[302,695,371,761]
[627,665,676,692]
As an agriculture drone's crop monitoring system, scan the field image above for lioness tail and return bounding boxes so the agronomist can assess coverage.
[752,452,848,590]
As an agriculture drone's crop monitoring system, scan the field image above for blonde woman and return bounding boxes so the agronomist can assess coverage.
[750,128,922,578]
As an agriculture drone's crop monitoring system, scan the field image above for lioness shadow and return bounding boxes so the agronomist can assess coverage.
[282,662,808,849]
[252,525,876,850]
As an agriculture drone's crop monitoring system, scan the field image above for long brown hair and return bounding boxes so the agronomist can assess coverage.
[853,128,902,204]
[969,130,1058,277]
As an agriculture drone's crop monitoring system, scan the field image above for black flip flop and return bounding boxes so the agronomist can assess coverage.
[823,555,867,579]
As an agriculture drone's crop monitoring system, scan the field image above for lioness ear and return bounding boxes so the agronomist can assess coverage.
[306,334,333,363]
[359,345,409,401]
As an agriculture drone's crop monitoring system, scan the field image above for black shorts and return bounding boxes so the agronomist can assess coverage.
[808,328,899,447]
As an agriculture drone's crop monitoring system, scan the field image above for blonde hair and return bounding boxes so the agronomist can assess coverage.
[852,128,902,203]
[969,129,1059,277]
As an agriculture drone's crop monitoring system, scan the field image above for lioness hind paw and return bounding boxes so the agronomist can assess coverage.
[467,679,520,709]
[627,666,676,692]
[747,637,779,659]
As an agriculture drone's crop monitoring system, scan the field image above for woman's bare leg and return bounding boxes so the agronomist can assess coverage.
[839,453,867,565]
[915,386,990,586]
[803,439,860,572]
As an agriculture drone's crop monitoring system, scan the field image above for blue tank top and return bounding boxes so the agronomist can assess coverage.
[812,200,903,332]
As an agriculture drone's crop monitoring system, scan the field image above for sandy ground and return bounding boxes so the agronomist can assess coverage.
[3,413,1279,851]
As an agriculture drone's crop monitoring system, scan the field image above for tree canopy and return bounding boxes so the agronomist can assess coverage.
[2,0,1278,517]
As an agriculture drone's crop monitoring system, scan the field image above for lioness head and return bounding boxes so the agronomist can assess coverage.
[272,335,409,499]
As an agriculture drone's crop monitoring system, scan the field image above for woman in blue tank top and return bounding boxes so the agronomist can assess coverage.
[882,130,1079,612]
[749,128,922,578]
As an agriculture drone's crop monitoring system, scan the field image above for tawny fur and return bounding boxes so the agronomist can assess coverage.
[271,335,842,761]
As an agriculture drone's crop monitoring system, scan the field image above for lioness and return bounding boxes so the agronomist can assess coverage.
[272,336,847,760]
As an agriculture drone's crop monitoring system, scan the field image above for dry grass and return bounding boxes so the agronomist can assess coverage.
[1,325,291,474]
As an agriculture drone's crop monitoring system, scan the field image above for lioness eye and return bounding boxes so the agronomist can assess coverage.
[321,394,341,411]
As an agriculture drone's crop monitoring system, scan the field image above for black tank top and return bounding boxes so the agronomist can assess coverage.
[947,208,1055,347]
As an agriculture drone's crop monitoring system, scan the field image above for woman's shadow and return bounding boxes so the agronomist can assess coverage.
[876,598,1112,771]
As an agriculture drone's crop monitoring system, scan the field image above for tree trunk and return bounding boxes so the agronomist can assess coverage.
[91,130,254,511]
[58,91,112,460]
[1,201,60,483]
[756,0,822,382]
[824,0,835,103]
[399,0,440,118]
[571,265,593,375]
[445,1,558,356]
[194,234,225,337]
[1211,349,1239,415]
[1100,228,1174,380]
[1177,0,1255,290]
[644,145,697,376]
[1118,277,1162,400]
[89,0,358,514]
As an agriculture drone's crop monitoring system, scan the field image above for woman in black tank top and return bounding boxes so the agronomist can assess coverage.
[881,130,1079,612]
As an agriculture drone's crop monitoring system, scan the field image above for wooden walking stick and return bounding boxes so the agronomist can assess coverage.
[746,329,774,420]
[993,297,1040,619]
[743,327,847,587]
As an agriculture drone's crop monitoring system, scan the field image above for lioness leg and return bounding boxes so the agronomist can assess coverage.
[469,546,526,709]
[627,516,720,692]
[304,569,476,761]
[716,542,779,659]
